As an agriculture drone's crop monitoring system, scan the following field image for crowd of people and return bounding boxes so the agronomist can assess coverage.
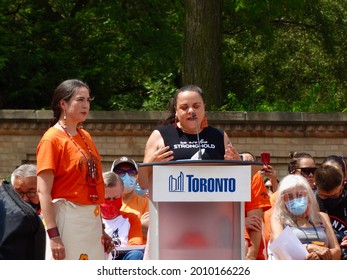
[1,79,346,260]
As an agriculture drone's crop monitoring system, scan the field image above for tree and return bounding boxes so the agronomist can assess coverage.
[0,0,346,112]
[182,0,223,110]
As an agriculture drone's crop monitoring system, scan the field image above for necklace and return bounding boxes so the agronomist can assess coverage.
[294,219,320,244]
[59,122,99,202]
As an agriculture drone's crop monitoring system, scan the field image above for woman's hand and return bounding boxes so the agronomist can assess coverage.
[245,215,263,232]
[224,144,241,160]
[306,243,332,260]
[50,236,66,260]
[306,251,321,260]
[148,146,174,163]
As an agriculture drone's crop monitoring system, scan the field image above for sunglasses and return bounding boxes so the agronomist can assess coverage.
[298,167,317,176]
[114,169,137,177]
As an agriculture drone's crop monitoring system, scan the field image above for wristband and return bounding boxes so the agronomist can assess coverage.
[47,227,60,239]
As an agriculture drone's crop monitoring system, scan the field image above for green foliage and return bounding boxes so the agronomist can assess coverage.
[0,0,346,112]
[141,73,177,111]
[221,0,347,112]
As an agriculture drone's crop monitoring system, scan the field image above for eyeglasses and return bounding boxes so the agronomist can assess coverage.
[114,169,137,177]
[298,167,317,176]
[282,190,308,202]
[18,191,37,198]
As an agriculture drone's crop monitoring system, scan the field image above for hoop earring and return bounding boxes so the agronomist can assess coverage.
[200,116,208,129]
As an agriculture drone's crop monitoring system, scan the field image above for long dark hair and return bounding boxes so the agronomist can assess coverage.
[159,85,204,125]
[50,79,90,127]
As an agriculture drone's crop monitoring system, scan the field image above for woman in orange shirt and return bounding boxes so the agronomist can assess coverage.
[37,79,110,260]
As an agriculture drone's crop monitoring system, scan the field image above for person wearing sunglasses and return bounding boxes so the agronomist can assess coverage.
[111,156,149,244]
[288,151,317,190]
[315,161,347,259]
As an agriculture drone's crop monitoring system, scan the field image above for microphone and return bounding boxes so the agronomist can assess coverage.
[192,112,202,160]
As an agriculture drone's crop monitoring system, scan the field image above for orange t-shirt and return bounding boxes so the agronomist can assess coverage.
[121,194,149,244]
[121,194,149,219]
[245,172,271,213]
[245,171,271,260]
[36,127,105,205]
[103,211,143,246]
[264,191,278,249]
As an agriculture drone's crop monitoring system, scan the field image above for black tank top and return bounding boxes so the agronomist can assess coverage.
[156,124,225,160]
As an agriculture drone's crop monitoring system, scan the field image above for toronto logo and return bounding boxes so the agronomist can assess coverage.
[168,171,236,193]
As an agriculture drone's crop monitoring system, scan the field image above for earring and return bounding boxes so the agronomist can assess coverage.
[63,112,67,128]
[200,116,208,129]
[174,115,178,128]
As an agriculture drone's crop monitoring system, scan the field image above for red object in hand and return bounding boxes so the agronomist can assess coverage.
[261,152,270,166]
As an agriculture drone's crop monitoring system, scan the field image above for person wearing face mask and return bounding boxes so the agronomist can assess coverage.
[269,174,340,260]
[264,151,317,250]
[315,162,347,259]
[101,171,144,260]
[111,156,149,244]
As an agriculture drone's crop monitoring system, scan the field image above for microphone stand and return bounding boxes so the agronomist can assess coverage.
[192,112,202,160]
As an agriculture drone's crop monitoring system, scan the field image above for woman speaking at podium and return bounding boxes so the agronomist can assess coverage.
[143,84,240,164]
[139,85,242,260]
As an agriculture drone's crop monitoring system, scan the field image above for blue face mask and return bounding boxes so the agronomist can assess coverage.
[285,196,308,216]
[135,184,148,196]
[121,173,136,194]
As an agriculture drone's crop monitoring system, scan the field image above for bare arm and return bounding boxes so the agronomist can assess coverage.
[37,169,65,259]
[262,165,279,192]
[306,212,341,260]
[37,169,56,229]
[138,130,173,189]
[245,208,263,260]
[270,213,284,242]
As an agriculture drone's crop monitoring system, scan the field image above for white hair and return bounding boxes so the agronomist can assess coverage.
[11,164,37,185]
[272,174,321,227]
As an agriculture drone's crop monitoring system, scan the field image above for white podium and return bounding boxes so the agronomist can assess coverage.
[138,160,261,260]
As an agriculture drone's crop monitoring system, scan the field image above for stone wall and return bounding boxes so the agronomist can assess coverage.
[0,109,346,181]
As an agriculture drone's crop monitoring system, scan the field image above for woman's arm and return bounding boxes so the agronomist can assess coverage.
[37,170,55,229]
[138,130,173,189]
[37,169,65,260]
[318,212,341,260]
[269,215,284,242]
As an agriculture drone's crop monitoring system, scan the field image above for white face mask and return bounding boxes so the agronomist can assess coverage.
[121,173,136,194]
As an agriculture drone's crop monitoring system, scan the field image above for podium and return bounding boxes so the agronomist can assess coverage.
[138,160,261,260]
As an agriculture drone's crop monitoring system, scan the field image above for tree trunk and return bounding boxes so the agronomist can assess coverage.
[182,0,223,109]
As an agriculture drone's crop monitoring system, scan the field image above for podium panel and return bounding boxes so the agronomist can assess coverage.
[140,160,260,260]
[157,201,243,259]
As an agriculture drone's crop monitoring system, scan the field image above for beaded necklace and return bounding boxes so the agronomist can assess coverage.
[59,122,99,202]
